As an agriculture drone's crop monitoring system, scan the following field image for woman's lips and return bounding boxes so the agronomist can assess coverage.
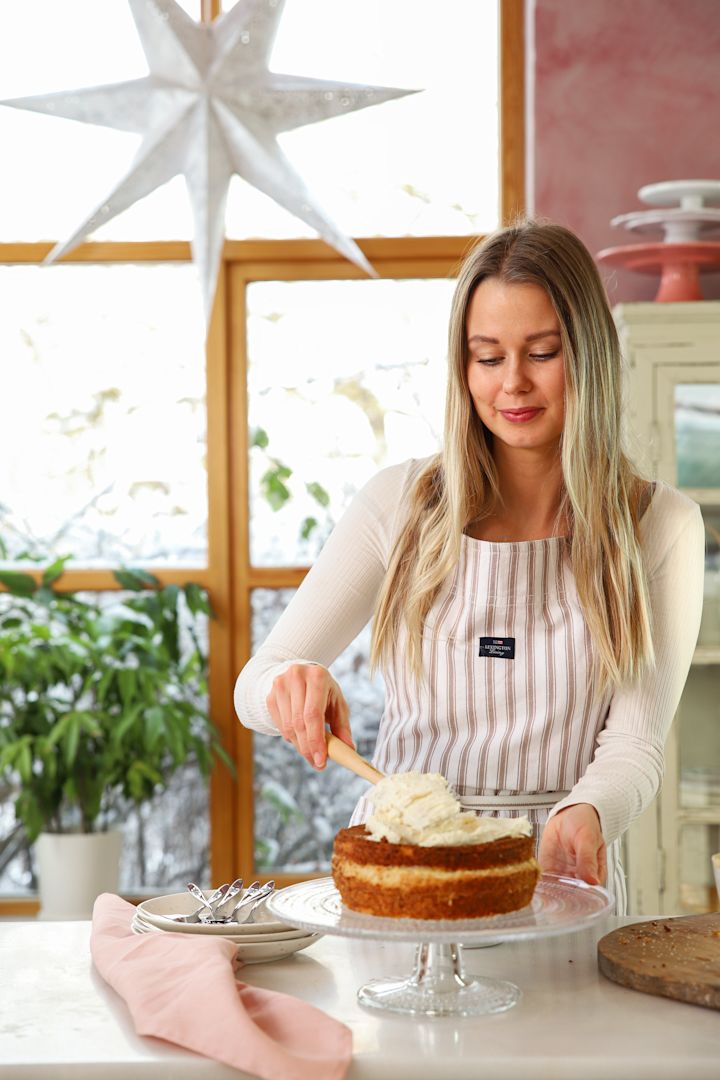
[499,408,544,423]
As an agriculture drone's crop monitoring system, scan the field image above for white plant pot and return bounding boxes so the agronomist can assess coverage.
[35,831,123,920]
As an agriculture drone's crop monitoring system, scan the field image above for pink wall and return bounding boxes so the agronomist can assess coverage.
[528,0,720,303]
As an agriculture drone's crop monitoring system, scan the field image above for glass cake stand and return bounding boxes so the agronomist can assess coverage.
[266,874,613,1018]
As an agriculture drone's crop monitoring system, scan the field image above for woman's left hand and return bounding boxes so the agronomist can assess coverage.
[538,803,607,886]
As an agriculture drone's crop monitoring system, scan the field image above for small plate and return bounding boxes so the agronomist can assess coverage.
[237,936,320,964]
[131,914,313,944]
[131,916,320,962]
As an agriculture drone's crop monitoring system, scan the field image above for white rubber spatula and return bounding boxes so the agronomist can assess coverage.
[325,732,385,785]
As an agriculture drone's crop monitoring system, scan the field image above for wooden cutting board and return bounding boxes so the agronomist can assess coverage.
[598,912,720,1010]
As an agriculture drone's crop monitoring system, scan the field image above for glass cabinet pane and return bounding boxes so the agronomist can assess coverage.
[699,511,720,648]
[251,588,383,873]
[679,824,720,914]
[674,384,720,488]
[678,667,720,813]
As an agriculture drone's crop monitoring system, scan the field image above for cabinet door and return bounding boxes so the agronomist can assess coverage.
[652,362,720,915]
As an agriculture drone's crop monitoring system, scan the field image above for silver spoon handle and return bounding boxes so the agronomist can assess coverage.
[211,878,244,918]
[187,882,214,911]
[205,883,229,909]
[163,906,205,923]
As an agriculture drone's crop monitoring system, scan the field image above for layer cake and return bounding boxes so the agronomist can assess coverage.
[332,772,540,920]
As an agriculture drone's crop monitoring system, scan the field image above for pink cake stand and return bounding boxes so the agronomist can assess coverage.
[596,241,720,301]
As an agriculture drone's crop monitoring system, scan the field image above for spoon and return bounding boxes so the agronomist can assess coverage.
[186,882,215,915]
[209,878,244,920]
[205,883,230,909]
[163,906,206,924]
[325,733,384,785]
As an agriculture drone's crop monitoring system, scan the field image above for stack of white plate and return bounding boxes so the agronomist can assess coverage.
[131,890,320,964]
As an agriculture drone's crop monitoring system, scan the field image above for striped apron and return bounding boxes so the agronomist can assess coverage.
[349,532,627,914]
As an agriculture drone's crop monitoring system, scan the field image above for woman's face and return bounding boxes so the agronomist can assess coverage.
[465,278,565,454]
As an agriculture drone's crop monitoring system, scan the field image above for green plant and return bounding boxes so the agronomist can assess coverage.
[0,558,233,841]
[251,426,331,541]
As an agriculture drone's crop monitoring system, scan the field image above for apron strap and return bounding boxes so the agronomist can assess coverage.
[458,791,571,811]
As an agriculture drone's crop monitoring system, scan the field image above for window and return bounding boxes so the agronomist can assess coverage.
[0,0,524,908]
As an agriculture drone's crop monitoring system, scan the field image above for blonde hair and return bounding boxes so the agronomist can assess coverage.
[370,220,654,694]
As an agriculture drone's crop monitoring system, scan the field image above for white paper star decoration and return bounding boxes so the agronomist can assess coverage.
[1,0,418,325]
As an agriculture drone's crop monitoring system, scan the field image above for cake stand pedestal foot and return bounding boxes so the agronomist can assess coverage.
[357,941,521,1017]
[655,260,703,301]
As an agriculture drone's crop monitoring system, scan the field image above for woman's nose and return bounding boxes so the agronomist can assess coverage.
[502,358,532,394]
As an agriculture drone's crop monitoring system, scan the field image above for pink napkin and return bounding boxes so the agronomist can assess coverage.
[90,893,352,1080]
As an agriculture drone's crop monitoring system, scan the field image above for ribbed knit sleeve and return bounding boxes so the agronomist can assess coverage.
[549,485,705,843]
[234,460,421,736]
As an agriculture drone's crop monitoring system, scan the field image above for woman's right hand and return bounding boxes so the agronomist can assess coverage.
[266,663,353,770]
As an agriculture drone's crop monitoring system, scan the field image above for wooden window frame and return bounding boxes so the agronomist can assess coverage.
[0,0,523,913]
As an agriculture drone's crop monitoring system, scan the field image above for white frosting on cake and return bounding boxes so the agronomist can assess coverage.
[365,771,533,846]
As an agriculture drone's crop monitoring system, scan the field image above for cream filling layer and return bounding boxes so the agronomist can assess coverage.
[339,858,539,885]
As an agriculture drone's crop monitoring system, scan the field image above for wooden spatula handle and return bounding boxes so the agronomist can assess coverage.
[325,732,385,785]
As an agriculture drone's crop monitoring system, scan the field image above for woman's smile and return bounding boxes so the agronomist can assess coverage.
[499,407,545,422]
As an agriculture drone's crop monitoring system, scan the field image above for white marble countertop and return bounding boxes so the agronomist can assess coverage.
[1,915,718,1079]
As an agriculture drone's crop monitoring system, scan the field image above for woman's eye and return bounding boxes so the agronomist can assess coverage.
[472,350,559,365]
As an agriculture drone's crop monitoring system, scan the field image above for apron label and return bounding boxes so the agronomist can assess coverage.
[478,636,515,659]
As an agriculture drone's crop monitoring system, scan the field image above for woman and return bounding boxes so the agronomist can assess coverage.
[235,219,705,912]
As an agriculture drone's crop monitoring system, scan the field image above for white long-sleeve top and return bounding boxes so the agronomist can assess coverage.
[235,458,705,845]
